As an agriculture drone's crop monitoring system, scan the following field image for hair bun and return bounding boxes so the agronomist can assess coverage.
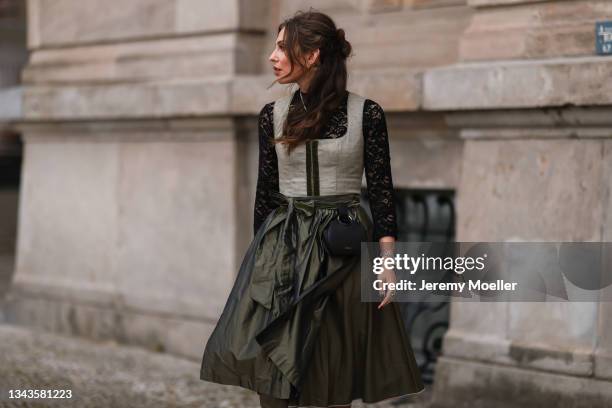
[336,28,345,41]
[335,28,352,59]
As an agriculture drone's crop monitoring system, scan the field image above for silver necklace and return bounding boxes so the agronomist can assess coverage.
[299,90,307,112]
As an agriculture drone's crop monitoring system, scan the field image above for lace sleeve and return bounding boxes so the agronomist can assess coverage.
[363,99,398,241]
[253,102,280,235]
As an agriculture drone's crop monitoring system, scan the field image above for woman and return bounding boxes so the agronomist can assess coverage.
[200,9,424,408]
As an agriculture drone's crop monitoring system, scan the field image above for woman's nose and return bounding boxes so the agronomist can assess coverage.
[268,50,277,62]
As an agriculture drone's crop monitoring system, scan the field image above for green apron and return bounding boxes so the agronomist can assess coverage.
[201,191,371,398]
[200,191,424,404]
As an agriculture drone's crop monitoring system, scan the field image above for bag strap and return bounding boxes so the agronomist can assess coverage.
[337,204,357,223]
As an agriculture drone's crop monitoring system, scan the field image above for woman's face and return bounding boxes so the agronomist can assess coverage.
[269,27,305,84]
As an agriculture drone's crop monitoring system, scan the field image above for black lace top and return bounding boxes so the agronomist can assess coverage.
[253,90,398,242]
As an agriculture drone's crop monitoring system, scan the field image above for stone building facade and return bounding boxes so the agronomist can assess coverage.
[1,0,612,406]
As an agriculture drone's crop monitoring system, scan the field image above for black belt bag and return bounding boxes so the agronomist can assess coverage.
[322,205,367,256]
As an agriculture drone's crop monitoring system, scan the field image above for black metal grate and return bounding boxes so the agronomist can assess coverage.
[0,156,21,187]
[0,131,22,188]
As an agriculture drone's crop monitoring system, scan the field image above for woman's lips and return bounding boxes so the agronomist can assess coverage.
[274,67,281,76]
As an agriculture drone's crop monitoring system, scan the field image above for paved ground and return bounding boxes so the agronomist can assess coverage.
[0,324,432,408]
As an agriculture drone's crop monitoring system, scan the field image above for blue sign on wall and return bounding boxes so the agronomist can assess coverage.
[596,21,612,55]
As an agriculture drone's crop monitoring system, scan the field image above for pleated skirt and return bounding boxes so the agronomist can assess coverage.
[200,192,425,407]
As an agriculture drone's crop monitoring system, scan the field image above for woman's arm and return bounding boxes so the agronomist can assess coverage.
[253,102,280,235]
[363,99,399,244]
[363,100,398,308]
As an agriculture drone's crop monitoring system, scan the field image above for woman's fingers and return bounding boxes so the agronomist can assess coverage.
[377,289,394,309]
[377,267,397,308]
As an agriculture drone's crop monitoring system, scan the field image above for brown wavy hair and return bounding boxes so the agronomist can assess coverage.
[270,9,353,154]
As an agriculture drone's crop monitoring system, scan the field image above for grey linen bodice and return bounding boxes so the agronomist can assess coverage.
[273,92,365,196]
[254,89,398,241]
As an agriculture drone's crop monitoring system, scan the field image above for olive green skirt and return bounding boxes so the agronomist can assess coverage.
[200,192,424,407]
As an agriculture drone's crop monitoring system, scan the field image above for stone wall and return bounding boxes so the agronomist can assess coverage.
[4,0,471,361]
[2,0,612,406]
[5,0,276,359]
[425,1,612,406]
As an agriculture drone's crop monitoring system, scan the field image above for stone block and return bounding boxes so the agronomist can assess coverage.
[27,0,268,48]
[425,57,612,110]
[509,303,597,348]
[366,0,403,13]
[23,32,266,85]
[8,121,243,356]
[3,292,215,359]
[461,1,612,61]
[176,0,239,33]
[444,302,509,357]
[15,139,119,291]
[507,303,596,375]
[456,139,603,241]
[348,7,472,70]
[432,357,612,408]
[22,78,232,120]
[389,132,463,189]
[348,69,423,111]
[115,137,237,321]
[442,326,512,365]
[28,0,174,47]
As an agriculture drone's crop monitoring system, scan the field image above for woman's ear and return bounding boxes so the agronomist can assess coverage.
[307,49,320,68]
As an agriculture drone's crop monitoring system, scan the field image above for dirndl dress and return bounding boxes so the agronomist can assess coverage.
[200,91,424,407]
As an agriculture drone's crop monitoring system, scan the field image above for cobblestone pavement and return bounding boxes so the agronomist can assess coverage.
[0,324,431,408]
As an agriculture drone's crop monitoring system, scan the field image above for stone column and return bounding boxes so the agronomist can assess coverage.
[3,0,277,359]
[426,0,612,406]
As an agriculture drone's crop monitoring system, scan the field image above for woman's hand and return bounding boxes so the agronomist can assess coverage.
[377,264,397,309]
[377,236,396,309]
